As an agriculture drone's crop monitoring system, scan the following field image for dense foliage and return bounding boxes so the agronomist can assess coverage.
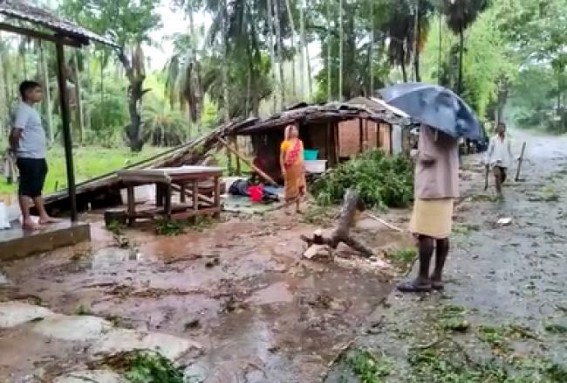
[0,0,564,153]
[311,150,414,209]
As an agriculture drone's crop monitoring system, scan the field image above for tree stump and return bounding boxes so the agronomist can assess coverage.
[300,188,374,257]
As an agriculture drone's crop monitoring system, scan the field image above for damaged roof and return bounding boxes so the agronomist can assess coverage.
[226,100,412,135]
[0,0,119,48]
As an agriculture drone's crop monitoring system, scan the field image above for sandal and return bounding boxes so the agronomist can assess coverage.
[396,280,432,293]
[431,280,445,290]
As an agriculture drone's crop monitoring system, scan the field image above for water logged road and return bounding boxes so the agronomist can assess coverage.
[327,129,567,382]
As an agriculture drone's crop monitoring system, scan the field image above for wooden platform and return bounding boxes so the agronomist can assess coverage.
[117,166,223,225]
[0,220,91,261]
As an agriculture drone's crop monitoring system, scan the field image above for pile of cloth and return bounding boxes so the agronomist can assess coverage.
[228,179,279,203]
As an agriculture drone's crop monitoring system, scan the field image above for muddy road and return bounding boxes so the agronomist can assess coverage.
[327,129,567,382]
[0,202,411,382]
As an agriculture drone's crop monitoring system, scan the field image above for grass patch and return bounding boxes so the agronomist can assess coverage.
[398,305,565,382]
[386,248,417,265]
[343,349,391,383]
[93,350,184,383]
[106,220,126,236]
[0,145,165,195]
[74,304,93,316]
[154,216,213,236]
[544,323,567,334]
[300,204,336,226]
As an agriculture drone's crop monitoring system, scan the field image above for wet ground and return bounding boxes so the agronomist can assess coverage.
[0,198,412,382]
[2,129,565,382]
[326,130,567,382]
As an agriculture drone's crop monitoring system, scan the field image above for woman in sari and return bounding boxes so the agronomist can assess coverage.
[280,124,306,214]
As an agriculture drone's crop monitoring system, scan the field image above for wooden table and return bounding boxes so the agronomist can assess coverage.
[117,166,223,225]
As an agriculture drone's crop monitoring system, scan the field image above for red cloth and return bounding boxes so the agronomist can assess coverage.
[248,185,263,202]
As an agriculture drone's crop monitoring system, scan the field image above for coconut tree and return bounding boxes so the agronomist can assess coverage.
[164,32,205,137]
[442,0,490,93]
[386,1,415,82]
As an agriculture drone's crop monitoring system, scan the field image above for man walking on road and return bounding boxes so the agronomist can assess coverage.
[398,125,460,293]
[9,80,57,230]
[484,122,514,197]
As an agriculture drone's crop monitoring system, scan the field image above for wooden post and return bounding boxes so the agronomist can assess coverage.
[192,180,199,211]
[389,124,394,155]
[325,122,331,161]
[55,43,77,222]
[164,184,172,219]
[213,175,221,218]
[233,136,242,175]
[364,119,369,149]
[333,122,340,165]
[358,118,364,153]
[180,183,186,203]
[156,184,164,207]
[126,185,135,226]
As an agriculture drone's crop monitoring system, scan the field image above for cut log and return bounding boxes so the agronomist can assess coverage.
[301,188,374,257]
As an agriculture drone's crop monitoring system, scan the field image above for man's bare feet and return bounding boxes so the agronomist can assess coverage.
[22,220,39,230]
[39,216,60,225]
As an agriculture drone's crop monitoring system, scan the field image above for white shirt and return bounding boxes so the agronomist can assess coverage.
[12,102,46,159]
[484,135,513,168]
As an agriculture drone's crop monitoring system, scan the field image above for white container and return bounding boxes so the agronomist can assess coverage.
[0,202,10,229]
[305,160,327,174]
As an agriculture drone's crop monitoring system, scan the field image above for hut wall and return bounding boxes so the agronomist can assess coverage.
[338,119,392,158]
[378,123,392,154]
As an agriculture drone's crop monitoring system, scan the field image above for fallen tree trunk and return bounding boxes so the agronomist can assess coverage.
[300,188,374,257]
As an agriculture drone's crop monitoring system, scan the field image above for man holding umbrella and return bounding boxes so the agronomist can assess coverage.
[379,83,482,292]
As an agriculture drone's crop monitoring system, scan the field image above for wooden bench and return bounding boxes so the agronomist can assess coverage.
[116,166,223,226]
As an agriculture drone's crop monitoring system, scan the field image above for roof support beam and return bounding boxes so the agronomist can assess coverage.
[0,22,82,47]
[55,43,78,221]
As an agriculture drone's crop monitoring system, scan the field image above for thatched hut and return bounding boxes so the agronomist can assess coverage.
[224,100,412,182]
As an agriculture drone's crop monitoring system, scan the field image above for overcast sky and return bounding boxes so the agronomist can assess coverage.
[145,1,207,70]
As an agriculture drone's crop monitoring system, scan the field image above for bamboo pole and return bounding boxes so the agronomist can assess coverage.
[217,136,278,186]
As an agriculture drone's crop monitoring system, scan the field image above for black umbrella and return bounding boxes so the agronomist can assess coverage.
[379,82,483,140]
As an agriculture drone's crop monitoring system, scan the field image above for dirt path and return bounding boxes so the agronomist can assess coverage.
[0,200,412,382]
[326,130,567,382]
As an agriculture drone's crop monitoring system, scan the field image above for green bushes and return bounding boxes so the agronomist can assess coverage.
[310,150,414,209]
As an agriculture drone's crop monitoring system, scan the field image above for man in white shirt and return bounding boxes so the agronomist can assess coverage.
[9,81,57,230]
[484,122,514,197]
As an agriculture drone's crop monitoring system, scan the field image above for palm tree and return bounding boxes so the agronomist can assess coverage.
[413,0,435,82]
[387,1,415,82]
[164,32,204,137]
[386,0,434,83]
[442,0,489,93]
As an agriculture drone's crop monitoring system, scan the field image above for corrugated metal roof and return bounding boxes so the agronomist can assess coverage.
[0,0,119,48]
[347,96,411,119]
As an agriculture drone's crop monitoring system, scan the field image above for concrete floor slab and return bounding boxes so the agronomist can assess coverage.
[32,314,113,342]
[0,220,90,261]
[54,370,127,383]
[0,270,10,285]
[0,301,54,328]
[89,328,203,360]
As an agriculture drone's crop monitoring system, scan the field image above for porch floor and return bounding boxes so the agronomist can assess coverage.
[0,220,90,261]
